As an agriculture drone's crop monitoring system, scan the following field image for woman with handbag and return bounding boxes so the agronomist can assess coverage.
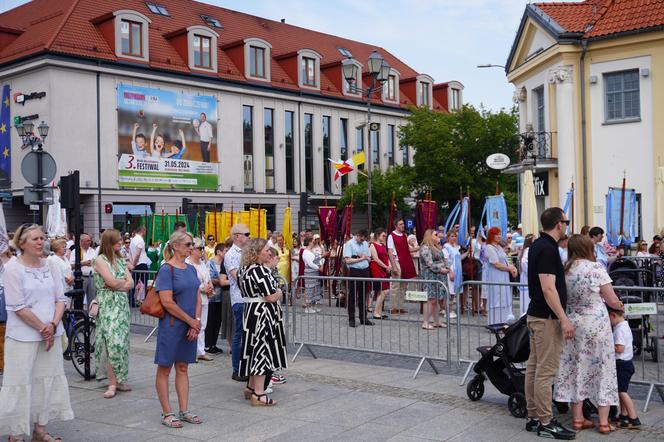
[93,229,134,399]
[0,224,73,442]
[153,230,203,428]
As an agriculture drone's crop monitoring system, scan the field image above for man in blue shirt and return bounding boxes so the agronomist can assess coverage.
[343,229,374,327]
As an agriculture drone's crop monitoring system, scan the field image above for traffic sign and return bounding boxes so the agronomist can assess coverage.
[21,150,57,186]
[23,187,53,205]
[406,219,414,229]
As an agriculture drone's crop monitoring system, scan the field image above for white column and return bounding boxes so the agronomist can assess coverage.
[551,66,576,223]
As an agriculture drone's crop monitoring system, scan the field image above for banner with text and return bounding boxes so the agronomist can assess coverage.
[117,84,218,190]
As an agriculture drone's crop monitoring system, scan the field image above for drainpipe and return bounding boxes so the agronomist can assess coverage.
[96,71,102,236]
[297,99,303,234]
[579,40,589,225]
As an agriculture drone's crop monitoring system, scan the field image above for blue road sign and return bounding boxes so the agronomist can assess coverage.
[405,219,414,230]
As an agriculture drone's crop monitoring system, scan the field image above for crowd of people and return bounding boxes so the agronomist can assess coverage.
[0,213,662,440]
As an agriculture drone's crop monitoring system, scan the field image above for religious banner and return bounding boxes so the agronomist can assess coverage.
[318,206,337,247]
[478,193,508,240]
[415,200,438,243]
[605,187,637,247]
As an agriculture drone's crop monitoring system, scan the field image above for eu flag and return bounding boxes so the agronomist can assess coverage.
[0,85,10,189]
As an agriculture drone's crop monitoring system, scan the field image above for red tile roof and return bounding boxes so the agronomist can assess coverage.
[0,0,448,110]
[536,0,664,38]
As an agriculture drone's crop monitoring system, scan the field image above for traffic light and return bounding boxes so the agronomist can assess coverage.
[125,212,132,226]
[182,197,192,215]
[299,192,308,215]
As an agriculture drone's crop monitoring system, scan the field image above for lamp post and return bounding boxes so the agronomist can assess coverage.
[15,120,50,222]
[476,63,506,69]
[342,50,390,230]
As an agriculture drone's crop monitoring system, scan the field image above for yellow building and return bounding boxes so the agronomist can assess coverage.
[505,0,664,239]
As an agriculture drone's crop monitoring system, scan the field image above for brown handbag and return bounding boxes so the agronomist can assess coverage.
[139,264,172,319]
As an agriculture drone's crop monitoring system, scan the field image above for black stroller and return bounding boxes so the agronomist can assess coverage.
[466,316,598,419]
[609,259,658,361]
[466,315,530,417]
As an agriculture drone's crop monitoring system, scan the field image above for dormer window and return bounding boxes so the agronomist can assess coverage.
[243,38,272,82]
[193,34,212,68]
[302,57,316,86]
[249,46,266,78]
[451,88,461,110]
[381,68,400,103]
[297,49,321,89]
[416,75,434,109]
[120,20,143,57]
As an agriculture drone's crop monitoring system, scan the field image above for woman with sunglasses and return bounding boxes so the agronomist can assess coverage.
[0,224,73,442]
[635,241,651,257]
[154,230,203,428]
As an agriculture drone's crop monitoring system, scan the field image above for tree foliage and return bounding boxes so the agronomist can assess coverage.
[399,105,520,224]
[337,165,415,230]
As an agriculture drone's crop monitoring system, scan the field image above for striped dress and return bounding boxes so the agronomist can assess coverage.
[238,264,287,377]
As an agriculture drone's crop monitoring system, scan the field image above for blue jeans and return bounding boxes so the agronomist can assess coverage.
[231,303,244,374]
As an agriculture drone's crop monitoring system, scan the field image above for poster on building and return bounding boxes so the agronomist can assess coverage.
[117,84,219,190]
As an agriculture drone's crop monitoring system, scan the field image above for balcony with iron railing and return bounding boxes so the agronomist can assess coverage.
[503,126,558,174]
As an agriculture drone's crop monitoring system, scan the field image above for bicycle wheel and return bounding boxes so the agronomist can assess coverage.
[70,318,96,379]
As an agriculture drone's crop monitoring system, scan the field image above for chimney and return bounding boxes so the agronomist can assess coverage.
[281,19,286,23]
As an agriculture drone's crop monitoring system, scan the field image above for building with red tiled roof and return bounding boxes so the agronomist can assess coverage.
[504,0,664,240]
[0,0,464,233]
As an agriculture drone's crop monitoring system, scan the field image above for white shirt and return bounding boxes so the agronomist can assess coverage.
[224,244,243,306]
[69,246,97,276]
[185,257,211,306]
[302,249,319,272]
[198,120,213,142]
[613,320,633,361]
[129,234,152,267]
[387,230,403,260]
[4,259,66,341]
[131,141,148,158]
[47,254,73,291]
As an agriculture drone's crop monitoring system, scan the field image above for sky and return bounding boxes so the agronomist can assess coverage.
[0,0,546,111]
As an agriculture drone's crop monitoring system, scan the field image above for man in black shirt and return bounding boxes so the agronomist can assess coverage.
[524,207,576,440]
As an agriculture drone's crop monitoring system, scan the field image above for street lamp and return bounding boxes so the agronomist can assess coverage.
[15,120,50,222]
[476,63,506,69]
[343,50,390,230]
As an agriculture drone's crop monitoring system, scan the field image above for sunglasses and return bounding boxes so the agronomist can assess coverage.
[183,242,194,247]
[560,220,570,225]
[236,232,250,237]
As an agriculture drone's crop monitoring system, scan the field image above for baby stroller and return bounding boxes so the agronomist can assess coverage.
[466,315,530,417]
[609,259,658,362]
[466,316,598,419]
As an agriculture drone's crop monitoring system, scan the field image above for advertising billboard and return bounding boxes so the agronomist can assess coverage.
[117,84,219,190]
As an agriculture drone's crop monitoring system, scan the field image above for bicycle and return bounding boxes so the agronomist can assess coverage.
[62,307,96,379]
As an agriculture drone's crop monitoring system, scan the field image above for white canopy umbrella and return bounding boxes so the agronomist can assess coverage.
[45,187,67,238]
[521,169,539,236]
[0,201,8,254]
[656,166,664,235]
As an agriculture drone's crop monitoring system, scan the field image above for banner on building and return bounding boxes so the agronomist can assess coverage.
[0,85,10,190]
[116,84,219,190]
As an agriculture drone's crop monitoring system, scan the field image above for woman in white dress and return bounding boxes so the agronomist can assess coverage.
[47,239,74,296]
[518,234,535,317]
[185,238,214,361]
[481,227,518,324]
[0,224,74,442]
[553,234,624,433]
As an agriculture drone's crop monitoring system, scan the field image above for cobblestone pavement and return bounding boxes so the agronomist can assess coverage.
[3,332,664,441]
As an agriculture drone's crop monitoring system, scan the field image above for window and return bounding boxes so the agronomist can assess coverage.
[302,57,316,87]
[451,88,461,110]
[243,106,254,191]
[249,46,266,78]
[387,125,395,167]
[418,81,430,107]
[339,118,348,187]
[403,145,410,165]
[193,35,211,68]
[304,113,313,192]
[264,109,275,192]
[285,111,295,192]
[604,69,640,122]
[534,86,546,157]
[355,127,364,171]
[146,2,169,16]
[201,15,222,29]
[371,129,379,169]
[323,116,331,194]
[337,47,353,57]
[120,20,142,57]
[384,75,397,101]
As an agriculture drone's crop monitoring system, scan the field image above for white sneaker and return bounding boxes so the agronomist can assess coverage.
[314,307,321,312]
[304,308,316,314]
[448,311,457,319]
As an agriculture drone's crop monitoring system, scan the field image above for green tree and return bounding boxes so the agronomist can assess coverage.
[399,105,520,225]
[337,165,415,230]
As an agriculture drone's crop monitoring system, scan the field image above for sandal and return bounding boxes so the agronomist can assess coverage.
[31,432,61,442]
[103,385,116,399]
[251,392,277,406]
[421,324,435,330]
[573,419,595,430]
[244,386,255,400]
[116,384,132,392]
[433,323,447,328]
[8,436,25,442]
[598,423,616,434]
[178,410,202,424]
[160,412,183,428]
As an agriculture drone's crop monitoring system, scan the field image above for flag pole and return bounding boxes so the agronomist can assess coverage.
[619,171,626,239]
[570,181,575,234]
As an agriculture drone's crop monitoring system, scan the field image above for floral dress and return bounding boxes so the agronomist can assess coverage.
[553,259,618,406]
[419,244,449,300]
[93,255,130,384]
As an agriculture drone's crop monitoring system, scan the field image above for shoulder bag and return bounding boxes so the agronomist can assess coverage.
[140,264,174,319]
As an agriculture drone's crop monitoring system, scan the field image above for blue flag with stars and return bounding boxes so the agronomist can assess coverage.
[0,85,10,189]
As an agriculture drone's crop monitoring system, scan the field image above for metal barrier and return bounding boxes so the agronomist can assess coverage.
[457,280,664,412]
[290,274,451,379]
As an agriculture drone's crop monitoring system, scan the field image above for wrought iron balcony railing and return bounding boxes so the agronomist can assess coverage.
[517,130,556,163]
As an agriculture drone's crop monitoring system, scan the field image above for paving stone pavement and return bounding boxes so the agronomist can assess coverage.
[3,333,664,441]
